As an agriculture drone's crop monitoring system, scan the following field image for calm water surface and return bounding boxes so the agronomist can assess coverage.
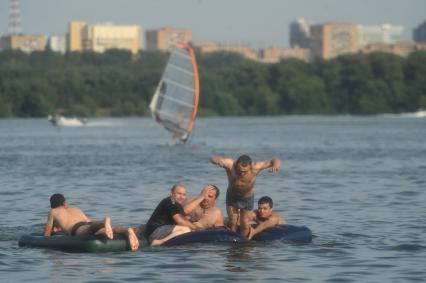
[0,116,425,282]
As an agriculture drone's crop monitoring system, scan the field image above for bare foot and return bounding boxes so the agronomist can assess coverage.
[127,228,139,251]
[104,217,113,239]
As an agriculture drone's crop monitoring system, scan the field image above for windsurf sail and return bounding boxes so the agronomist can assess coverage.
[149,42,199,142]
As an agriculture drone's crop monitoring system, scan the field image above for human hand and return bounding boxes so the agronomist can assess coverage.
[269,159,281,173]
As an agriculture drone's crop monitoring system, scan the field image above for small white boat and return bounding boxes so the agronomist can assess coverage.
[48,115,88,127]
[414,110,426,118]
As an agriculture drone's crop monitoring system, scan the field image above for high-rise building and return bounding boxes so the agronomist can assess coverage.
[290,18,311,48]
[413,21,426,42]
[67,21,86,52]
[67,21,141,54]
[358,24,404,48]
[146,28,192,51]
[310,23,358,60]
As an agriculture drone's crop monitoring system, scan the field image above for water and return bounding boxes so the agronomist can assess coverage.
[1,116,425,282]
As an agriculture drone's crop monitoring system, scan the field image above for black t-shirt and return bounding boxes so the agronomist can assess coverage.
[144,196,184,238]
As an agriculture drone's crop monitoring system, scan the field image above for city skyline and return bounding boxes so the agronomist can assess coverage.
[0,0,425,48]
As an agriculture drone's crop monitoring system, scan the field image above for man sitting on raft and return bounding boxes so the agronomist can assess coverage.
[184,185,225,229]
[44,193,139,251]
[247,196,286,240]
[144,184,218,246]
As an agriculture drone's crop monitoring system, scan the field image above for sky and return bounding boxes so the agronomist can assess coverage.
[0,0,425,48]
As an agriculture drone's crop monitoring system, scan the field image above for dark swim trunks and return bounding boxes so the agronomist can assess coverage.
[70,221,104,236]
[226,190,254,210]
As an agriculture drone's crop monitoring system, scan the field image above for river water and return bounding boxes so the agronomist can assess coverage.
[0,116,425,282]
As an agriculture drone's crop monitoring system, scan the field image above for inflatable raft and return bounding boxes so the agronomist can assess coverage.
[251,224,312,242]
[19,225,311,251]
[163,227,245,246]
[18,233,147,253]
[163,224,312,246]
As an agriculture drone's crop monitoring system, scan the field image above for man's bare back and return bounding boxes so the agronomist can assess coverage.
[47,206,90,235]
[43,194,139,251]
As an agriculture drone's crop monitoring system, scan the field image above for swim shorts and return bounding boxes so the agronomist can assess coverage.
[226,190,254,210]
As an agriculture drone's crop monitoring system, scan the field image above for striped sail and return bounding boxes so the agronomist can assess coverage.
[149,42,199,142]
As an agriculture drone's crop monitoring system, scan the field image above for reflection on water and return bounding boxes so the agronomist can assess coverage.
[224,244,256,273]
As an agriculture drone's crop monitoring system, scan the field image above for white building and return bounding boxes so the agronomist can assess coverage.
[358,24,404,48]
[48,36,67,53]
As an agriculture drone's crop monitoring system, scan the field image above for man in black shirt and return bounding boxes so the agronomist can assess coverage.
[144,184,213,246]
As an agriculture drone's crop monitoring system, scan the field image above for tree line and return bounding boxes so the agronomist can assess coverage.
[0,48,425,117]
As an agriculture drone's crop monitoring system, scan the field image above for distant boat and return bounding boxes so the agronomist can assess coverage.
[414,110,426,118]
[48,115,88,127]
[149,42,200,144]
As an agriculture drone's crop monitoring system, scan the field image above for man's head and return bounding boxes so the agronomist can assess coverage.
[50,193,66,208]
[200,185,220,209]
[235,155,252,176]
[170,184,187,204]
[257,196,273,219]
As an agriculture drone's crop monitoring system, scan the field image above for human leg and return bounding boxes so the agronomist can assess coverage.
[226,205,239,232]
[239,209,252,239]
[150,225,191,246]
[113,227,140,251]
[93,217,113,239]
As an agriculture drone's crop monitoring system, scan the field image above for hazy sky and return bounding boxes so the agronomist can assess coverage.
[0,0,425,48]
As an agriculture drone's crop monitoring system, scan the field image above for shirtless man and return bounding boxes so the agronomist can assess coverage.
[247,196,286,240]
[44,193,139,251]
[184,185,225,229]
[209,154,281,238]
[144,184,216,246]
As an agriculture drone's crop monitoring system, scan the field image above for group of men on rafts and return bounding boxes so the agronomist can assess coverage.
[44,155,285,251]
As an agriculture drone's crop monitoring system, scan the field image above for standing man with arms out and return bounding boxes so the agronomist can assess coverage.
[209,154,281,238]
[247,196,286,240]
[144,184,216,246]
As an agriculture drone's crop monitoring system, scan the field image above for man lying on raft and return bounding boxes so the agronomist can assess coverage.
[44,193,139,251]
[144,184,223,246]
[246,196,286,240]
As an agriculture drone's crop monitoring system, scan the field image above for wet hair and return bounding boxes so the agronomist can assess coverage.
[50,193,66,208]
[208,184,220,199]
[236,155,252,166]
[258,196,273,208]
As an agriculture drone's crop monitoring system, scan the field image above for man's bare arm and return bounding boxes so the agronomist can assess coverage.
[209,156,234,170]
[253,158,281,173]
[43,211,54,237]
[183,186,213,215]
[248,215,281,240]
[173,213,198,230]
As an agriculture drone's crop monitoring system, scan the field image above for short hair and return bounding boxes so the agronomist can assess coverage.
[50,193,66,208]
[171,184,185,193]
[236,155,252,166]
[258,196,273,208]
[208,184,220,199]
